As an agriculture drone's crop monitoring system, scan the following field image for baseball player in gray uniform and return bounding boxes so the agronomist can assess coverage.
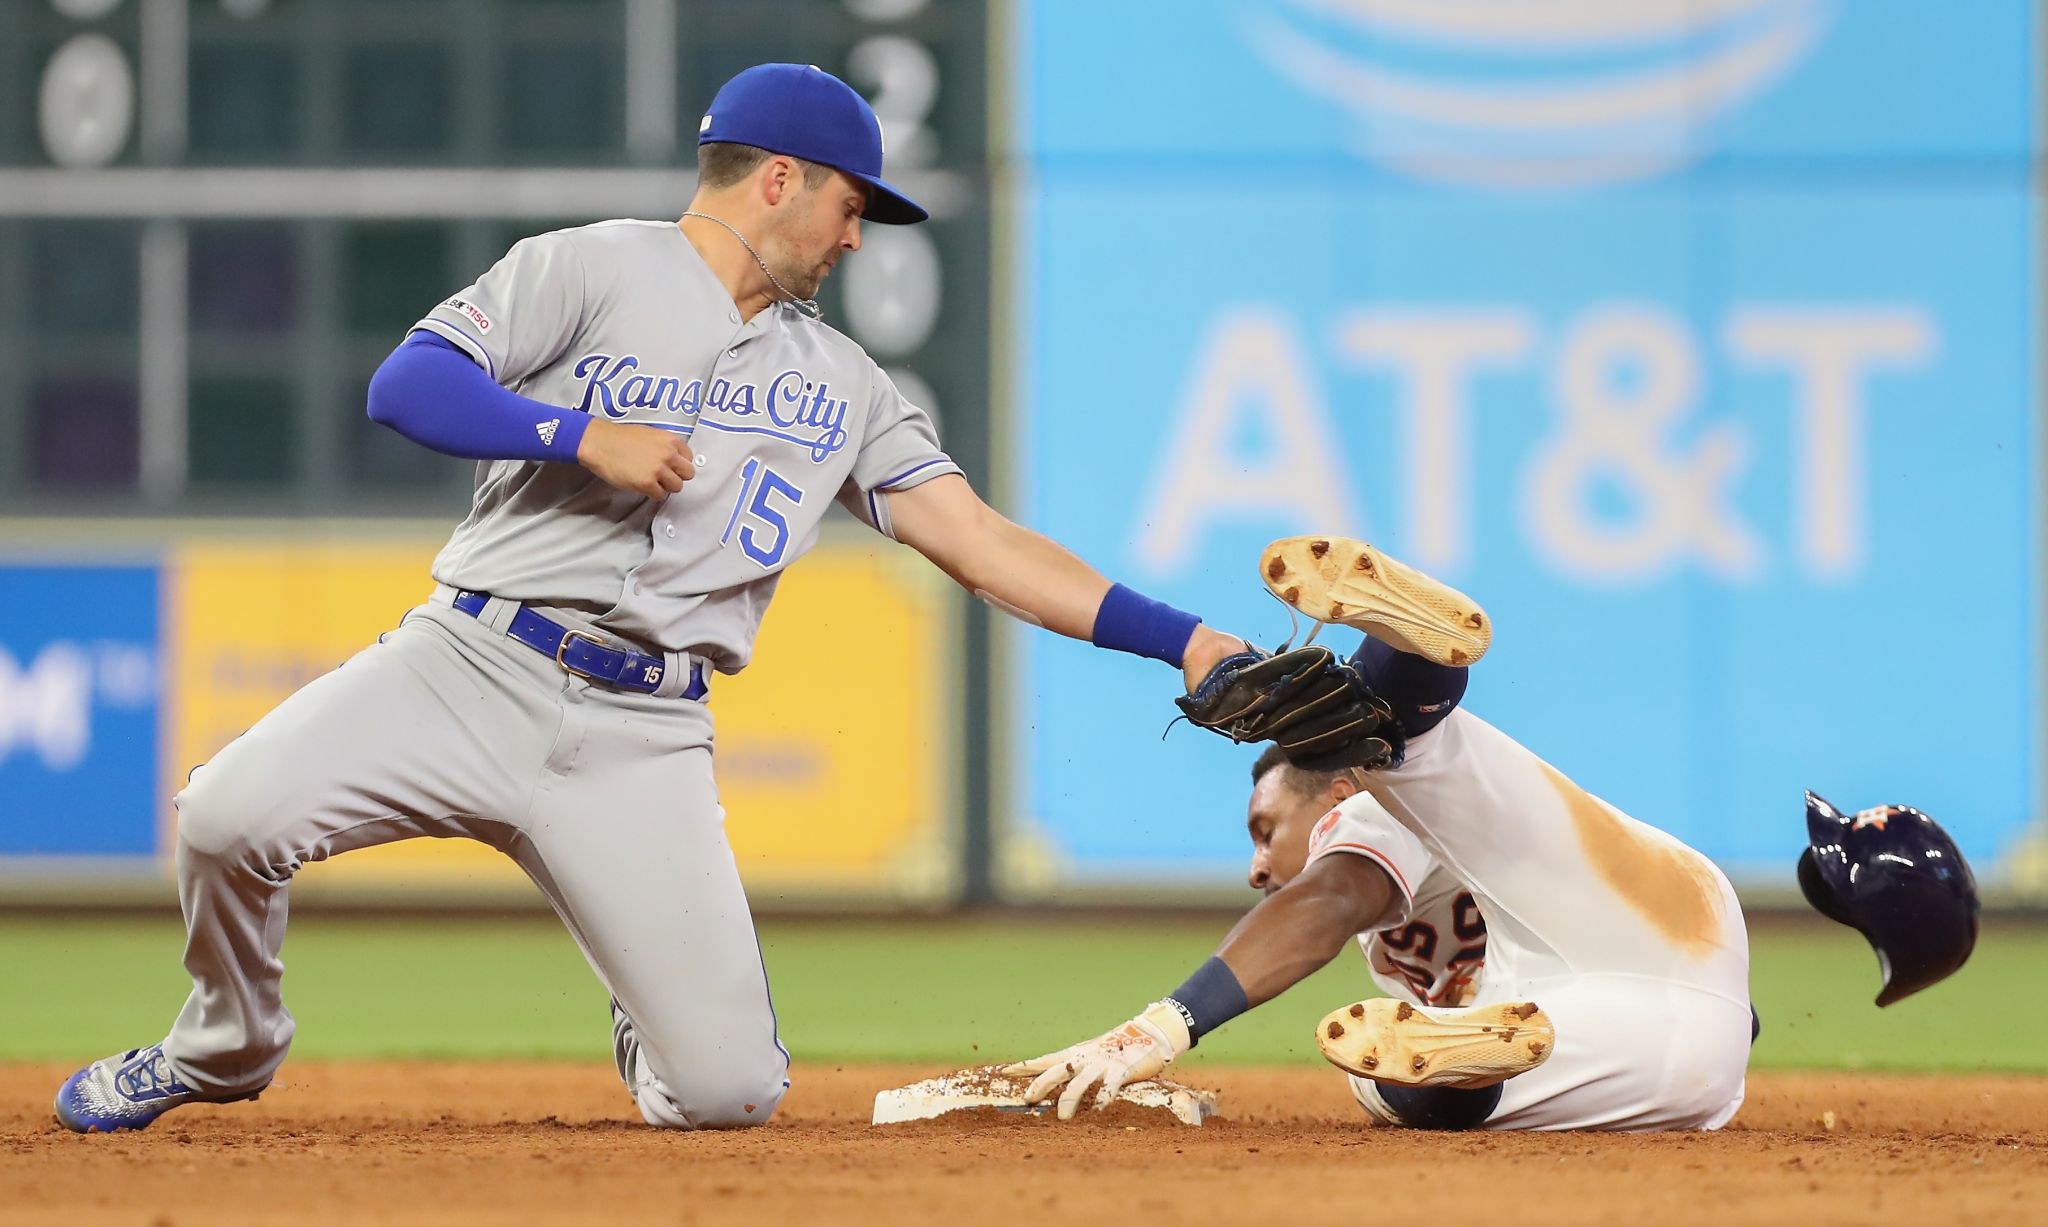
[54,64,1250,1133]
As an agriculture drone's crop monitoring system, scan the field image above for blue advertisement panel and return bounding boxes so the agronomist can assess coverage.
[0,565,162,856]
[1011,1,2037,885]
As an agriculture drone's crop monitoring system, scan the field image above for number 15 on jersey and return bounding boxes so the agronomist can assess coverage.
[720,458,805,569]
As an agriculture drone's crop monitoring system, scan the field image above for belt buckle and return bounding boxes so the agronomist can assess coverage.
[554,629,609,681]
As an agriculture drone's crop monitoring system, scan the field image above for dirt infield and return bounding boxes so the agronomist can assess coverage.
[5,1062,2046,1226]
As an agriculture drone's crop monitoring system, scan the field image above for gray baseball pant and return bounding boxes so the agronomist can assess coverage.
[159,592,790,1129]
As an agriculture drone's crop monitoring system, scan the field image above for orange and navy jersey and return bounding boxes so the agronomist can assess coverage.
[1305,792,1488,1008]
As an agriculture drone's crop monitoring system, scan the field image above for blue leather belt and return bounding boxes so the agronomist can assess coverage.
[452,590,707,699]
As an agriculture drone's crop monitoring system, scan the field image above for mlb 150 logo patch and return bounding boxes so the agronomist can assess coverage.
[442,297,493,334]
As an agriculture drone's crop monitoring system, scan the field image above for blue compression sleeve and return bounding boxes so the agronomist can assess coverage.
[366,331,591,463]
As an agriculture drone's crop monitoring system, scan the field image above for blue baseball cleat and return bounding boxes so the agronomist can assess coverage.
[53,1043,263,1133]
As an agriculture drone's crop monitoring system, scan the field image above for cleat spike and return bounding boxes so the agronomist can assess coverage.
[1257,537,1491,667]
[1316,999,1554,1089]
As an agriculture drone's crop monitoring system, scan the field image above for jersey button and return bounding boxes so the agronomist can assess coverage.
[664,524,676,538]
[727,347,739,358]
[728,311,739,323]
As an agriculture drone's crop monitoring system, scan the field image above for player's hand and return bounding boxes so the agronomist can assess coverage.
[576,419,699,499]
[1002,1002,1191,1120]
[1182,626,1251,694]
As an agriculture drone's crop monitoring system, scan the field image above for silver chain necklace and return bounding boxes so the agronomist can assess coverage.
[680,211,822,320]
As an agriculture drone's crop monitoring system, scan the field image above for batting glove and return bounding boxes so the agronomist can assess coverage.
[1003,1002,1192,1120]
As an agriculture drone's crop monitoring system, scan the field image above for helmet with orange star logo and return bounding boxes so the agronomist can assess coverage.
[1796,791,1979,1006]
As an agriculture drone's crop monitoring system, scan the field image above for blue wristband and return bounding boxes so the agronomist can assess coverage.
[1091,583,1201,667]
[1162,956,1250,1046]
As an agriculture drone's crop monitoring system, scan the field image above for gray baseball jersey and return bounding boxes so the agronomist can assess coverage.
[152,221,958,1132]
[412,218,961,670]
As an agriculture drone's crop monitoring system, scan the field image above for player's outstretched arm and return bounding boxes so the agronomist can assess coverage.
[1214,852,1400,1005]
[884,473,1245,688]
[1002,853,1399,1119]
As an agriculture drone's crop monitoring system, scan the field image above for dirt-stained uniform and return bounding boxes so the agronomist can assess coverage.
[1304,710,1752,1131]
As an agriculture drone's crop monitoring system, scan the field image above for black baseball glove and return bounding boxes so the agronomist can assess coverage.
[1174,644,1405,771]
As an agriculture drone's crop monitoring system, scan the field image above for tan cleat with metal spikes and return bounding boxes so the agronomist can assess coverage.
[1316,998,1554,1089]
[1261,536,1491,667]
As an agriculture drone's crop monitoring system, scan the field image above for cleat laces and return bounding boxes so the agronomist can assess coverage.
[113,1047,187,1102]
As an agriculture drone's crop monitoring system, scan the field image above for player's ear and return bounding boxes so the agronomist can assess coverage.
[759,156,794,208]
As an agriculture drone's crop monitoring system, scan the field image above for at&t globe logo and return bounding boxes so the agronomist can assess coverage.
[1248,0,1836,189]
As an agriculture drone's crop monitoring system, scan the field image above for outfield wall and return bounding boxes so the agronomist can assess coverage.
[0,525,961,906]
[1,2,2042,906]
[1001,0,2044,897]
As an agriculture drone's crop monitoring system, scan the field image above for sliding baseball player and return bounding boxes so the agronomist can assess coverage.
[1009,537,1755,1130]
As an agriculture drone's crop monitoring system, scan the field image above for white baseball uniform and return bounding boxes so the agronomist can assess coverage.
[1303,708,1753,1131]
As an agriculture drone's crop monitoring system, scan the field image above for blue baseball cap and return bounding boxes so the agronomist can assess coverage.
[698,63,927,226]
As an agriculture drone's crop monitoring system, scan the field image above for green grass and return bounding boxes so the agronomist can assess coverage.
[0,913,2034,1073]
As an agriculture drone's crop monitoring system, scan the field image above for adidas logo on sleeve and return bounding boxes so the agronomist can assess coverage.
[537,419,560,445]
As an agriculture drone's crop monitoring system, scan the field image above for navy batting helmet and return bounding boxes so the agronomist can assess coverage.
[1796,791,1979,1007]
